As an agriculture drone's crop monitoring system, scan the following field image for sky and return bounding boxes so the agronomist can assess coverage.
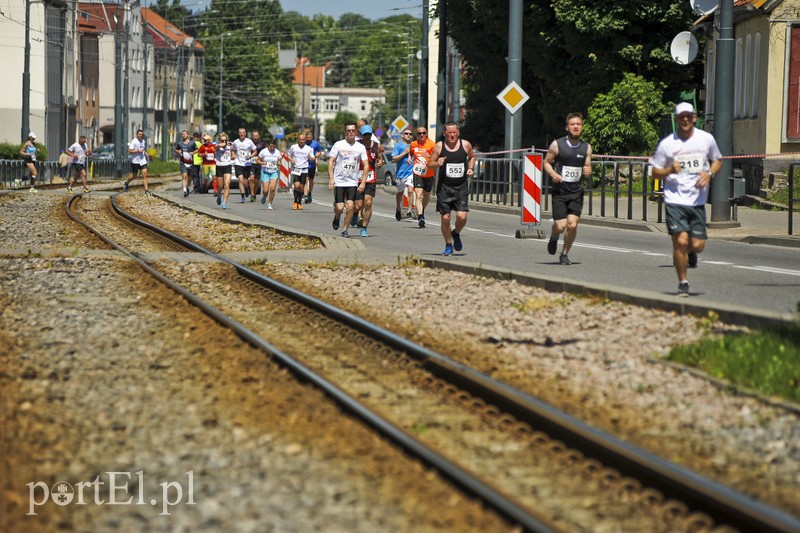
[177,0,423,20]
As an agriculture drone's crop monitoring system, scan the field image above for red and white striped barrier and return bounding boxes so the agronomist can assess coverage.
[521,153,542,226]
[279,153,291,188]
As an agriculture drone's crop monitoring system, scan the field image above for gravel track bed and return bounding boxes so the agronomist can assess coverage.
[117,193,321,252]
[254,262,800,518]
[3,191,799,528]
[0,255,510,532]
[155,261,676,532]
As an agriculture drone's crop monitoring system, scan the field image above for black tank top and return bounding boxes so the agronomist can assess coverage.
[438,139,468,186]
[554,136,588,194]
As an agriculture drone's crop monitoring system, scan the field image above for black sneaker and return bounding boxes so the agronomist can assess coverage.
[547,237,558,255]
[559,253,572,265]
[123,182,129,192]
[332,217,340,231]
[395,210,402,221]
[452,231,463,252]
[418,216,425,228]
[341,230,350,238]
[350,214,359,227]
[678,281,690,297]
[183,189,189,197]
[688,252,698,268]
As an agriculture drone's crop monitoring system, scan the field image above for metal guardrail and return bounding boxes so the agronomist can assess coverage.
[789,162,798,236]
[0,158,128,189]
[472,155,663,223]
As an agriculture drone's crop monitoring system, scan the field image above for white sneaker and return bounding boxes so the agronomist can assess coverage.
[267,203,273,210]
[29,187,37,193]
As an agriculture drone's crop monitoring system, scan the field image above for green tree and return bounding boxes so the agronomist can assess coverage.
[324,111,359,143]
[583,73,670,156]
[150,0,191,29]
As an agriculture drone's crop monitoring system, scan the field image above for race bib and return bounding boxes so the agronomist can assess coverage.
[205,153,215,161]
[367,170,375,182]
[238,149,250,160]
[182,151,191,162]
[30,155,37,162]
[561,165,582,182]
[342,161,358,174]
[676,153,703,175]
[291,167,302,176]
[265,162,277,171]
[77,154,86,164]
[413,157,427,175]
[445,163,465,179]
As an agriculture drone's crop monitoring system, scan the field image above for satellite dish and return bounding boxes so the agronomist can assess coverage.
[690,0,719,16]
[670,31,699,65]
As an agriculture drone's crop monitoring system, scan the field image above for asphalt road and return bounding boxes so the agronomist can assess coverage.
[175,185,800,318]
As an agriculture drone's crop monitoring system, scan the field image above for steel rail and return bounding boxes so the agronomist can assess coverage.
[65,193,560,532]
[106,193,800,533]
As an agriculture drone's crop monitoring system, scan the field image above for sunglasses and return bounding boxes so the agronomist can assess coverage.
[417,131,427,135]
[402,132,412,135]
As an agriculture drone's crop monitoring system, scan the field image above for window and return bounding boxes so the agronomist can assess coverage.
[324,99,339,112]
[310,98,319,111]
[734,37,742,118]
[752,32,761,118]
[360,99,366,111]
[743,34,751,117]
[788,25,800,139]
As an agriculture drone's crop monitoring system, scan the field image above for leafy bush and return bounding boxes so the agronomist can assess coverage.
[0,142,49,161]
[584,73,670,157]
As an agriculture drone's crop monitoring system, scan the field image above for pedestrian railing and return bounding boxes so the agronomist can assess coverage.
[0,158,128,189]
[789,162,799,236]
[472,154,662,223]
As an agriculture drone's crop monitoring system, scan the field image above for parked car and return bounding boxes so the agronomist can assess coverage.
[88,144,114,161]
[376,153,395,186]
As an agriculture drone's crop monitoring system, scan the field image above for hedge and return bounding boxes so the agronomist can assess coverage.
[0,142,49,161]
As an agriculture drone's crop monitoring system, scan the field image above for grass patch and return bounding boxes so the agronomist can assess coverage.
[665,323,800,403]
[148,160,180,175]
[512,295,571,313]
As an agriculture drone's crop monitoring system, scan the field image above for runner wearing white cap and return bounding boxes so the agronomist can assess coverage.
[20,132,39,192]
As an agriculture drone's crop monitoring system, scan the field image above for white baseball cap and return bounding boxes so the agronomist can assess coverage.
[674,102,695,116]
[28,132,37,140]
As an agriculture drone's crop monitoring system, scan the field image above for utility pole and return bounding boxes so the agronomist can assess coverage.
[177,43,184,132]
[22,0,32,141]
[505,0,523,159]
[299,42,306,132]
[419,0,429,129]
[123,0,130,144]
[161,45,168,160]
[435,0,447,138]
[709,0,737,226]
[142,36,149,140]
[406,37,412,123]
[114,6,124,176]
[218,34,224,136]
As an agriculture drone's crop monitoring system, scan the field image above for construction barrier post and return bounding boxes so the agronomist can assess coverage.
[516,152,545,239]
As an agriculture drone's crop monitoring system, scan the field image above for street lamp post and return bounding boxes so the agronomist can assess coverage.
[22,0,32,141]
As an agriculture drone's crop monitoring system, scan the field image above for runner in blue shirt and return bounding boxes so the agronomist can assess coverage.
[303,130,323,204]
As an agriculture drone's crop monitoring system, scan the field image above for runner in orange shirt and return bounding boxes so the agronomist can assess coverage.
[408,127,435,228]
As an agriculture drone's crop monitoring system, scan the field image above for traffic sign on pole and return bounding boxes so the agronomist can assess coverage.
[391,115,410,133]
[497,81,529,115]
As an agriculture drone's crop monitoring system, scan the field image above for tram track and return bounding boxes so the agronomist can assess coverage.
[65,192,800,532]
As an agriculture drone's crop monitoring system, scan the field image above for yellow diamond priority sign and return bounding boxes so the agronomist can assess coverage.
[391,115,410,134]
[497,81,529,115]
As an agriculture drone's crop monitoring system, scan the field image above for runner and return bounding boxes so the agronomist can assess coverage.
[391,127,415,220]
[328,124,368,238]
[303,130,322,204]
[650,102,723,297]
[232,128,257,203]
[66,135,92,194]
[197,134,217,196]
[124,129,150,195]
[20,133,39,192]
[430,122,476,256]
[409,126,435,227]
[175,129,197,197]
[214,133,234,209]
[355,124,383,237]
[250,131,267,201]
[256,138,281,210]
[286,133,315,210]
[192,132,203,192]
[543,113,593,265]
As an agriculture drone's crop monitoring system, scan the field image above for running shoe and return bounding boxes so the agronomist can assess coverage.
[67,185,73,194]
[407,211,414,219]
[305,194,312,204]
[183,189,189,197]
[442,244,453,256]
[302,195,308,204]
[222,202,227,209]
[418,216,425,228]
[332,217,340,230]
[123,182,129,192]
[350,214,359,227]
[341,230,350,238]
[83,188,90,194]
[29,187,37,193]
[250,195,256,202]
[452,231,463,252]
[240,196,246,203]
[357,217,364,228]
[677,281,690,297]
[261,195,266,205]
[395,210,402,221]
[688,251,698,268]
[360,227,368,238]
[296,203,303,210]
[292,202,299,210]
[145,190,152,197]
[216,195,221,206]
[547,237,558,255]
[559,253,572,265]
[267,203,273,210]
